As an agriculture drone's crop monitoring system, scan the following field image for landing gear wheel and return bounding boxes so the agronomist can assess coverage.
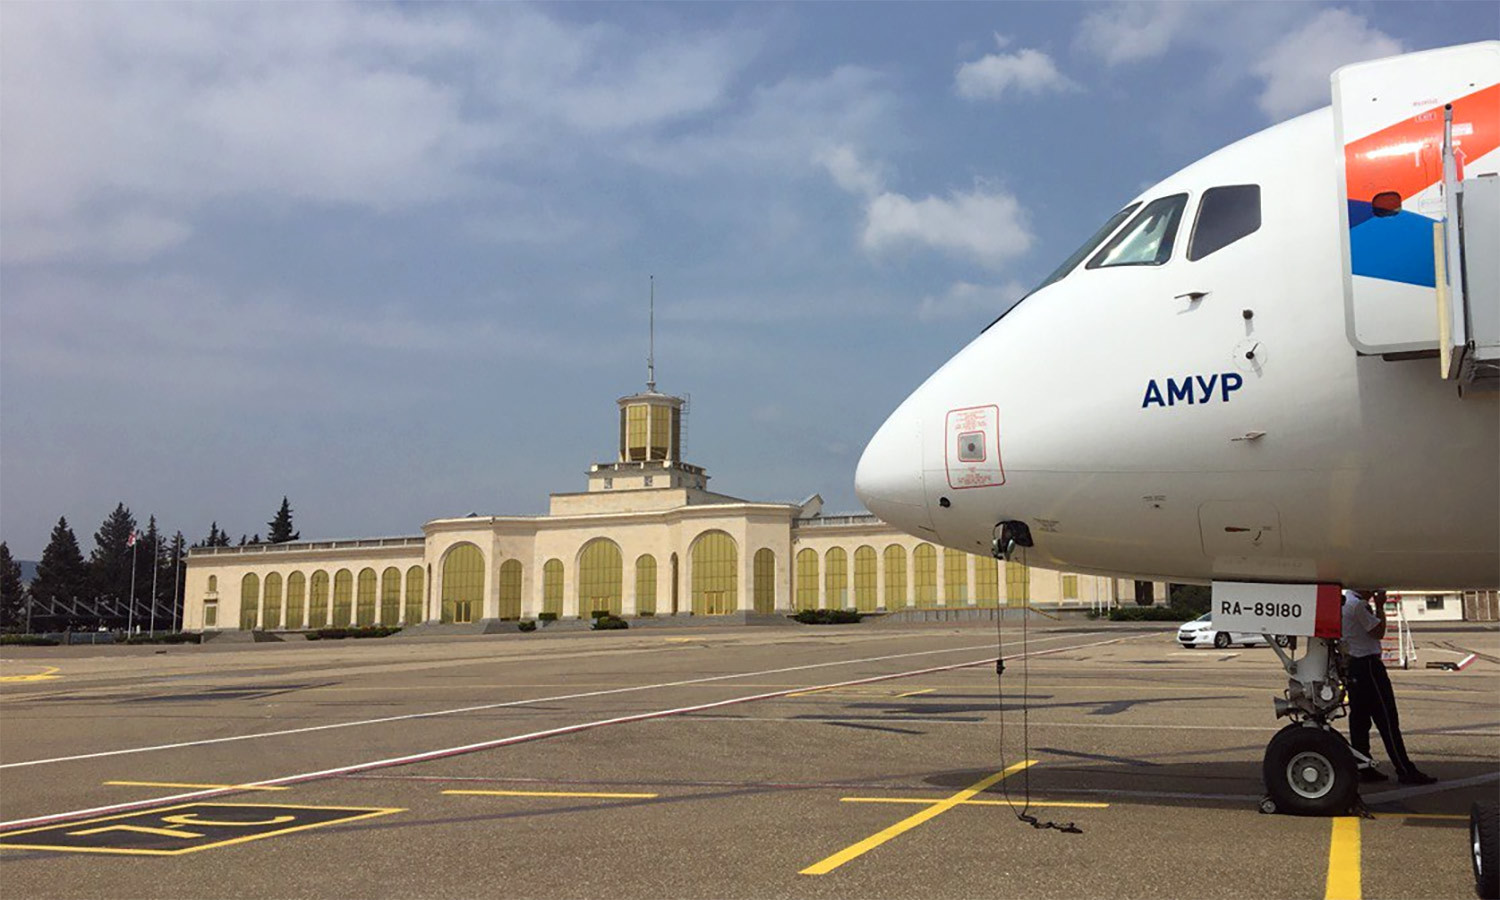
[1261,724,1358,816]
[1213,632,1231,649]
[1474,800,1499,899]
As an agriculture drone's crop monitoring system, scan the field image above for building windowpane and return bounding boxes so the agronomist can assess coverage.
[498,560,523,620]
[239,573,260,630]
[404,566,424,624]
[635,555,656,615]
[285,572,306,630]
[824,548,848,609]
[752,549,775,614]
[356,568,377,626]
[332,570,353,627]
[543,559,564,617]
[853,546,877,612]
[204,603,218,628]
[975,557,999,606]
[380,567,401,624]
[579,539,624,617]
[1006,562,1030,606]
[944,549,969,606]
[262,572,283,630]
[650,405,671,460]
[442,545,484,624]
[208,575,218,593]
[1062,574,1079,601]
[691,531,737,615]
[795,548,819,611]
[883,545,907,609]
[913,544,937,608]
[309,571,329,627]
[625,404,648,461]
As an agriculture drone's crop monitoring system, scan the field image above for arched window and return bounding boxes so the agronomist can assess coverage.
[691,531,737,615]
[498,560,523,620]
[332,570,353,626]
[975,556,1000,606]
[285,572,306,629]
[380,567,401,624]
[208,575,218,593]
[262,572,283,630]
[442,545,484,623]
[853,546,877,612]
[913,544,937,608]
[1005,561,1030,606]
[635,555,657,616]
[883,545,907,610]
[752,549,775,614]
[356,568,377,626]
[309,571,329,627]
[239,573,260,630]
[404,566,424,624]
[824,548,848,609]
[795,548,819,611]
[578,539,624,617]
[944,549,969,606]
[542,559,564,617]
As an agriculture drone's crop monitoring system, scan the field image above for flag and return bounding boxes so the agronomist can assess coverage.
[127,531,138,547]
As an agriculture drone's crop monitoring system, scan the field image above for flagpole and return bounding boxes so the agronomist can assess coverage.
[149,530,159,635]
[172,546,181,633]
[126,538,138,634]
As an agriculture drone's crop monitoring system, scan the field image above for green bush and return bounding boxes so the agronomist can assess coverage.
[307,626,399,640]
[0,634,60,646]
[791,609,862,625]
[591,614,629,630]
[538,612,558,623]
[517,620,537,632]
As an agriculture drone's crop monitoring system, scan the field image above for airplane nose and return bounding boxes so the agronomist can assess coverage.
[855,409,932,533]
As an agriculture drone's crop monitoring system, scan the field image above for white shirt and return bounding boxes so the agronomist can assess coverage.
[1342,590,1383,659]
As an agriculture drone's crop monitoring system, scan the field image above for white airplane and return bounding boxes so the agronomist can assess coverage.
[854,38,1498,877]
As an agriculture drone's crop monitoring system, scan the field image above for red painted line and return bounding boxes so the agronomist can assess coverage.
[0,633,1140,831]
[1456,653,1477,670]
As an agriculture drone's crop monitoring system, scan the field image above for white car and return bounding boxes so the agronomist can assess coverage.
[1177,613,1289,649]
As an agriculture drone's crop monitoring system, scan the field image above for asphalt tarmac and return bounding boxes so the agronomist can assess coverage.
[1,620,1495,899]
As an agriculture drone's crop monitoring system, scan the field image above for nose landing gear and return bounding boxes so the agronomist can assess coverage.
[1257,636,1363,816]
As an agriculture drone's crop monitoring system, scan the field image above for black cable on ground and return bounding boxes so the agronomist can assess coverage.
[993,540,1081,834]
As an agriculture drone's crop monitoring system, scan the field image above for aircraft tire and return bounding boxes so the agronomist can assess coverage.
[1213,632,1231,649]
[1261,724,1357,816]
[1474,800,1499,899]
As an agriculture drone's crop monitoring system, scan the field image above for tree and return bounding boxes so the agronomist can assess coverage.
[267,497,299,544]
[0,542,25,631]
[31,517,88,621]
[89,503,138,622]
[196,521,232,549]
[167,531,188,625]
[137,515,167,623]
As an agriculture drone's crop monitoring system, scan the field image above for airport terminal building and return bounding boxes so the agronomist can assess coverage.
[182,384,1162,632]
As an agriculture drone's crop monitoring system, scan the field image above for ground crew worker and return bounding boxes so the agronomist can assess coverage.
[1342,589,1436,784]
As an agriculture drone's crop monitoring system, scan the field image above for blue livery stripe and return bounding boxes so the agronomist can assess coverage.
[1348,209,1437,288]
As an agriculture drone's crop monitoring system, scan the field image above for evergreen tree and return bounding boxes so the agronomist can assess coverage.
[197,521,232,549]
[167,531,188,625]
[0,542,25,631]
[32,517,88,616]
[89,503,138,617]
[138,516,165,620]
[213,523,231,547]
[267,497,299,543]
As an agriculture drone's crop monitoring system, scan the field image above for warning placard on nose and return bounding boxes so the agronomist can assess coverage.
[945,405,1004,490]
[0,803,402,856]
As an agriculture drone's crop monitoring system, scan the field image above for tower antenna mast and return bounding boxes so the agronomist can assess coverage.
[647,275,656,392]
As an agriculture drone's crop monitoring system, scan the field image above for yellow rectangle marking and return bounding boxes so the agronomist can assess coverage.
[443,789,658,800]
[1325,816,1361,900]
[0,666,61,683]
[894,688,934,698]
[800,760,1035,876]
[105,781,289,792]
[838,797,1108,809]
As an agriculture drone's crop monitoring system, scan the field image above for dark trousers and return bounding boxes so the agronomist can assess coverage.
[1346,653,1416,775]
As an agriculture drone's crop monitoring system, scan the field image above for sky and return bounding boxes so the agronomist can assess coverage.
[1,2,1494,558]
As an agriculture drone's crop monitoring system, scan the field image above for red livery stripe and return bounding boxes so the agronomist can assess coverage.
[1314,584,1343,639]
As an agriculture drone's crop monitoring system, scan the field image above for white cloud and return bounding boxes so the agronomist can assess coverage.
[863,184,1032,270]
[1251,9,1403,119]
[1075,2,1195,66]
[815,145,885,197]
[955,45,1078,100]
[917,280,1027,322]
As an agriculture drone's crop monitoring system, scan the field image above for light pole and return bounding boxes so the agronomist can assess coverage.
[149,530,159,636]
[126,533,138,635]
[172,547,181,633]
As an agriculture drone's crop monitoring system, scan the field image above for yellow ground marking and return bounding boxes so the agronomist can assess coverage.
[104,781,289,792]
[839,797,1108,809]
[443,789,658,800]
[0,666,61,683]
[800,760,1035,876]
[1325,816,1362,900]
[786,685,920,699]
[0,802,403,857]
[894,688,934,698]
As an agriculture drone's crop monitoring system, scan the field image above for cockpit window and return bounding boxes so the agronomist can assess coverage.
[1086,193,1188,269]
[1188,184,1261,261]
[1031,203,1140,293]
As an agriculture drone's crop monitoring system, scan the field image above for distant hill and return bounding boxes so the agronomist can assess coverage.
[19,561,37,584]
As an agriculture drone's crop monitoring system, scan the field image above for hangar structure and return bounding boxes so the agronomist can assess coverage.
[183,382,1162,632]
